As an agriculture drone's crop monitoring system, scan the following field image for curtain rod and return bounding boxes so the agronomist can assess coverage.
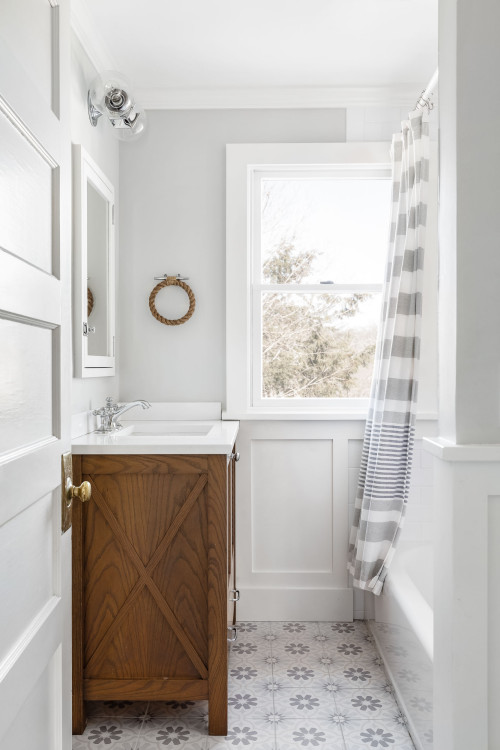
[415,68,438,111]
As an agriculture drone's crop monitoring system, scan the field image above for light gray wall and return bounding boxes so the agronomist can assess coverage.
[70,34,120,415]
[439,0,500,443]
[118,109,345,402]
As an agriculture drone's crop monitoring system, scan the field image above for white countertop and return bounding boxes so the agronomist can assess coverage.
[71,419,239,455]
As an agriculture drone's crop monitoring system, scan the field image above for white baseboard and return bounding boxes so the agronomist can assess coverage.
[237,587,353,622]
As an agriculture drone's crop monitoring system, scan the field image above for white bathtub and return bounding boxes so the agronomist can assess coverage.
[369,542,433,750]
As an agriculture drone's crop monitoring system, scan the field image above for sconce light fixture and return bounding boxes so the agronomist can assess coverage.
[87,70,147,141]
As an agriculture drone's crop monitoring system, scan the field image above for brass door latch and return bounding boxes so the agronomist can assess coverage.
[61,452,91,533]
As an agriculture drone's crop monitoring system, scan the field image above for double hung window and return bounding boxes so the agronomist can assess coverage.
[226,144,393,417]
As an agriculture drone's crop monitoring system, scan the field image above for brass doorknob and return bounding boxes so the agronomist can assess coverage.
[66,480,92,504]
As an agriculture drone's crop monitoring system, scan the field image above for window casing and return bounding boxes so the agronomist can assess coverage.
[225,142,438,419]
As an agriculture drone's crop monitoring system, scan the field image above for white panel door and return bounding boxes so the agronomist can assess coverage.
[0,2,71,749]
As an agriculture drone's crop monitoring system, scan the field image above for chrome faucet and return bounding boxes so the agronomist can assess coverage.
[93,397,151,433]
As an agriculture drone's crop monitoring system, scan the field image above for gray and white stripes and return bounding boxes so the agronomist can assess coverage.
[347,111,429,594]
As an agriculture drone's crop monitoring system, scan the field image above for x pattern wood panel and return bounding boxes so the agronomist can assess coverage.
[83,472,208,681]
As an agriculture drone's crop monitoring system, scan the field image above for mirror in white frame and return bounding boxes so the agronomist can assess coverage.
[73,144,115,377]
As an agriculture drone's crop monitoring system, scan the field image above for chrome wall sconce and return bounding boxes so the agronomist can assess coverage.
[87,70,147,141]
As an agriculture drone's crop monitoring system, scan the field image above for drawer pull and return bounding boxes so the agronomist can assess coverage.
[227,626,238,643]
[230,589,240,602]
[231,451,240,462]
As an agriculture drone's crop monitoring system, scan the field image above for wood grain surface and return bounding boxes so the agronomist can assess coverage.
[72,451,233,736]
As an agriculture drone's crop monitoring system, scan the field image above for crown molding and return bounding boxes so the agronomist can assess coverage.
[136,85,418,110]
[71,0,118,74]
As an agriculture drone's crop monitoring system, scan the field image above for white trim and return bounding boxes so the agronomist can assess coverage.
[72,144,116,377]
[137,85,418,111]
[226,142,393,419]
[236,587,353,622]
[423,437,500,462]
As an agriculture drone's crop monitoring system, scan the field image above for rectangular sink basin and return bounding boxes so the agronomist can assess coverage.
[123,421,213,438]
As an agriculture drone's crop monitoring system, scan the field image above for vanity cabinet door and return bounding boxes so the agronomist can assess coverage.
[73,453,230,737]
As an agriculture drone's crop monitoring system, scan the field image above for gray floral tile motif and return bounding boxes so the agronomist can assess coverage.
[140,719,207,748]
[291,727,326,746]
[343,721,415,750]
[284,643,311,656]
[78,720,140,746]
[87,725,125,745]
[232,642,259,657]
[282,623,308,634]
[228,694,258,711]
[337,643,363,657]
[156,725,192,745]
[226,725,258,745]
[286,667,316,682]
[359,727,396,747]
[289,695,320,712]
[277,719,344,749]
[230,666,259,682]
[330,623,356,635]
[343,667,373,683]
[237,623,259,634]
[351,695,383,713]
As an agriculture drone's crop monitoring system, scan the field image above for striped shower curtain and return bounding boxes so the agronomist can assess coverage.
[347,111,429,594]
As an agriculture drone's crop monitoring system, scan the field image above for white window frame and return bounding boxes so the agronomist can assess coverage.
[225,142,438,420]
[251,165,390,409]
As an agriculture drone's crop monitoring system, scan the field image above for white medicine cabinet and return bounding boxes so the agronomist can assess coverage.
[73,145,115,377]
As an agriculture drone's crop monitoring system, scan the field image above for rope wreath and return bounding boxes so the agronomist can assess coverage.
[149,276,196,326]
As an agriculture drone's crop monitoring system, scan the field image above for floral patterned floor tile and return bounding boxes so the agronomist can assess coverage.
[206,719,276,749]
[74,621,416,750]
[275,718,345,749]
[72,719,142,748]
[341,720,415,750]
[333,689,408,723]
[331,662,389,691]
[85,701,150,719]
[272,639,325,661]
[227,689,273,719]
[236,621,272,636]
[273,687,337,721]
[138,718,208,748]
[272,664,331,690]
[271,623,321,639]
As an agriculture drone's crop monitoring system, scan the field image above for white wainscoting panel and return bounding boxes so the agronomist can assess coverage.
[237,420,438,622]
[251,439,333,574]
[236,420,367,621]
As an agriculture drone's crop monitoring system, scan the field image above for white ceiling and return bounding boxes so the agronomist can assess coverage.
[73,0,438,109]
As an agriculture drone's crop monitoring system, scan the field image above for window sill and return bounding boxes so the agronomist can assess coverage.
[222,409,439,422]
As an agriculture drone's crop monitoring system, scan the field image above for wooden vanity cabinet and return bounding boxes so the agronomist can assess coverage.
[72,450,237,737]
